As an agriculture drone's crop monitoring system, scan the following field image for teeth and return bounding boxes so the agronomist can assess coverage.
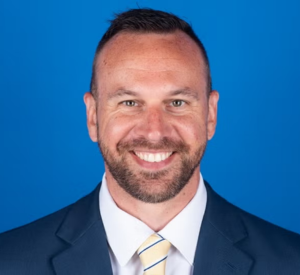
[135,152,172,162]
[148,154,155,162]
[154,154,160,162]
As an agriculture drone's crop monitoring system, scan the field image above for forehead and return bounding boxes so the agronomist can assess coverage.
[95,31,207,93]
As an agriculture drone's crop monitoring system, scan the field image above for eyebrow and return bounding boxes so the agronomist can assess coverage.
[107,89,138,100]
[168,88,199,100]
[108,88,199,100]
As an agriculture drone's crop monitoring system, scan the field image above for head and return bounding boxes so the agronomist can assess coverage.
[84,9,219,203]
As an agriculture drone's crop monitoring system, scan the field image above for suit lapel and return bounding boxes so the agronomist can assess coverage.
[193,182,254,275]
[52,183,113,275]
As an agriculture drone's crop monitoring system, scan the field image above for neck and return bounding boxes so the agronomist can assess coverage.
[105,169,200,232]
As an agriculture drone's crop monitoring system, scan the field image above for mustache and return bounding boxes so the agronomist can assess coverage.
[117,137,190,153]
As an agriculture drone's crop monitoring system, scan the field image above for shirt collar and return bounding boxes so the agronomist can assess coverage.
[100,175,154,266]
[158,174,207,265]
[99,173,207,266]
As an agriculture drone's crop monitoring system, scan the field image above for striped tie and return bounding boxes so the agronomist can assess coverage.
[137,233,171,275]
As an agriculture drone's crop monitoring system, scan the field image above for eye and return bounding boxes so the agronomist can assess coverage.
[122,100,137,107]
[171,100,185,107]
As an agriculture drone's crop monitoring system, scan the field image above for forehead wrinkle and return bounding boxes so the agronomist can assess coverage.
[100,59,206,77]
[108,68,191,73]
[102,58,201,72]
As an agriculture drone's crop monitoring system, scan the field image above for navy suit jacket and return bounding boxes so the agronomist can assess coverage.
[0,182,300,274]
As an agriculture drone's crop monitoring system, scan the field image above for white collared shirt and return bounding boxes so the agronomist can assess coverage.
[99,173,207,275]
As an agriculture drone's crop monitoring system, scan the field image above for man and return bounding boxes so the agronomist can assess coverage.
[0,8,299,275]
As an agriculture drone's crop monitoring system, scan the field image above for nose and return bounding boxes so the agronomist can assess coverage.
[133,107,172,141]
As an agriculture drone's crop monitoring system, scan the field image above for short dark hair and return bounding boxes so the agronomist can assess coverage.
[90,8,212,96]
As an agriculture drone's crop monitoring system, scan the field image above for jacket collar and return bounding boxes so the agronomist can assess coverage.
[193,181,254,274]
[52,183,113,275]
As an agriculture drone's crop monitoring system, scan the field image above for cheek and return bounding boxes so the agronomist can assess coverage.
[173,115,207,144]
[98,112,136,145]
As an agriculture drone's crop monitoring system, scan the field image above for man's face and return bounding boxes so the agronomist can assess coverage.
[84,31,219,203]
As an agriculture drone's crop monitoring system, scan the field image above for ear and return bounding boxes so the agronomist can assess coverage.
[83,92,98,142]
[207,90,219,140]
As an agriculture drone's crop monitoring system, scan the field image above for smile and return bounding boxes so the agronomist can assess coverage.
[134,151,173,163]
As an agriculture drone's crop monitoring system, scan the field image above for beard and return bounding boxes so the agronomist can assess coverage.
[98,136,207,203]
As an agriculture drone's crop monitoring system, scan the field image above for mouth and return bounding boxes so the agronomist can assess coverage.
[130,150,175,170]
[133,151,173,162]
[134,151,173,163]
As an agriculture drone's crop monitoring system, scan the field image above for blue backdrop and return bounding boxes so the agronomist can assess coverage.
[0,0,299,234]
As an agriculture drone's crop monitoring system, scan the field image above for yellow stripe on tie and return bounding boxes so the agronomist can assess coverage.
[137,234,171,275]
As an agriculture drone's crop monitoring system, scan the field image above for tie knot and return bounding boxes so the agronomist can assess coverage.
[137,233,171,275]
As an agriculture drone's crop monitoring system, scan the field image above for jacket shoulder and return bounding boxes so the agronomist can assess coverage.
[0,204,71,261]
[238,205,300,254]
[0,184,102,274]
[205,182,300,272]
